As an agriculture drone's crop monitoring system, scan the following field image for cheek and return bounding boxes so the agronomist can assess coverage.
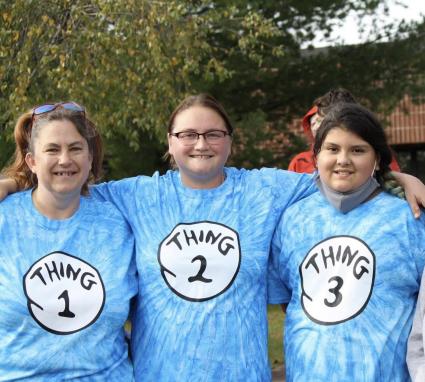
[167,139,180,157]
[315,154,328,173]
[220,141,232,159]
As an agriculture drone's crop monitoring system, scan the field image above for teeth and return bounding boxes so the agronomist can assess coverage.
[55,172,75,176]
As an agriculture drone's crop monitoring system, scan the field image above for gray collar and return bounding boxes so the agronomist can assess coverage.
[315,173,380,214]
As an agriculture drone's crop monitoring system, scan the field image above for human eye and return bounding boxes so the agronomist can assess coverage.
[70,145,83,152]
[206,131,225,140]
[324,144,338,153]
[352,147,366,154]
[44,146,59,153]
[178,132,198,140]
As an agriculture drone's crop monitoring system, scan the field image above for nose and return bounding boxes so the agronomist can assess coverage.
[58,150,72,166]
[193,134,209,150]
[336,151,351,166]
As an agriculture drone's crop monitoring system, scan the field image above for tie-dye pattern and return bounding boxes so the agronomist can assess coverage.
[269,191,425,382]
[0,190,137,381]
[93,167,315,381]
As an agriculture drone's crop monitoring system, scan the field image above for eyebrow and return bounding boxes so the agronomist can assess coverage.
[43,141,85,147]
[324,142,370,149]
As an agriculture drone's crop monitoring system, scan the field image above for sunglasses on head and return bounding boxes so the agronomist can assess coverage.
[30,101,85,129]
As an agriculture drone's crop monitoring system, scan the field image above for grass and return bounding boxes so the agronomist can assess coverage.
[268,304,284,368]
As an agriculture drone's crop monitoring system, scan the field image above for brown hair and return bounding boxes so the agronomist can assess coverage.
[2,105,103,194]
[164,93,233,167]
[313,88,357,117]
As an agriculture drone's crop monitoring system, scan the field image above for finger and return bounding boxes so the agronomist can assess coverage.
[405,193,421,219]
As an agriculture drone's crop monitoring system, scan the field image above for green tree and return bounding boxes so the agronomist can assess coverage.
[1,1,424,175]
[0,0,283,176]
[204,1,425,168]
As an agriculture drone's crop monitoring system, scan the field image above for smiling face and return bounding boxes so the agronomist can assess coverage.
[25,119,92,199]
[316,127,378,193]
[168,105,232,189]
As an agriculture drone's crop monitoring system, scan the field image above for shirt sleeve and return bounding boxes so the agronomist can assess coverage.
[273,170,316,212]
[90,176,142,223]
[267,213,291,304]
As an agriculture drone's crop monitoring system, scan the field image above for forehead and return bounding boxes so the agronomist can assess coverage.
[173,106,226,131]
[35,119,86,145]
[323,127,369,145]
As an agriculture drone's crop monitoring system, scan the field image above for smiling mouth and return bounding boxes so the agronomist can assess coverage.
[334,170,354,176]
[189,155,213,159]
[53,171,77,177]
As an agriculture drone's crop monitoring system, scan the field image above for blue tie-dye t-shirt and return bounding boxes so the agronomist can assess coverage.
[269,191,425,382]
[0,190,137,381]
[93,167,314,381]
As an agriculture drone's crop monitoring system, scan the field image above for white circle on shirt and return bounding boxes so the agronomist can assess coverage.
[158,221,241,301]
[300,235,375,325]
[23,251,105,334]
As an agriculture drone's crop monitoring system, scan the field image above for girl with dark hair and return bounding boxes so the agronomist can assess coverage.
[269,103,425,381]
[0,103,137,380]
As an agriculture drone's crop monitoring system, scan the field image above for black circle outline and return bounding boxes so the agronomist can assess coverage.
[157,221,241,302]
[22,251,106,335]
[299,235,376,326]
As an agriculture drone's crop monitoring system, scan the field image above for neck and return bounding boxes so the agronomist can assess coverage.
[32,187,81,219]
[180,171,226,189]
[315,175,380,214]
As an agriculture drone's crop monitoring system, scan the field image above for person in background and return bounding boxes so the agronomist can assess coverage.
[269,102,425,381]
[407,264,425,381]
[0,102,137,380]
[288,88,400,173]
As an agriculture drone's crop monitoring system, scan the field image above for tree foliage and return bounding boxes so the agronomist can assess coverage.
[1,0,424,176]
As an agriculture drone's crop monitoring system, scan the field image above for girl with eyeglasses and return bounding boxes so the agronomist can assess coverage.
[0,103,137,380]
[1,95,425,381]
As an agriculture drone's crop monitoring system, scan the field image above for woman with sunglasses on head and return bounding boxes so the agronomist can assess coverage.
[1,95,424,381]
[269,103,425,381]
[0,103,137,380]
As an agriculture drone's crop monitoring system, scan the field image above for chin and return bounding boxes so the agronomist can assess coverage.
[329,182,354,193]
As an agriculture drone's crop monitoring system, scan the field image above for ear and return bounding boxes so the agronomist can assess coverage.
[167,133,175,156]
[25,152,37,174]
[375,154,380,171]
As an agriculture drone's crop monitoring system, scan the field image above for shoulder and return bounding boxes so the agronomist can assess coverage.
[227,166,300,183]
[0,190,30,213]
[374,192,414,216]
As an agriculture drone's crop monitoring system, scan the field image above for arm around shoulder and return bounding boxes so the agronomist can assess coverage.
[391,172,425,218]
[0,178,18,201]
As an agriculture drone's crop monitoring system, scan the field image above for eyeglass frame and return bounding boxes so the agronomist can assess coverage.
[169,130,232,146]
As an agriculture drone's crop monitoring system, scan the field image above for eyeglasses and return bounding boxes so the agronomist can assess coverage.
[169,130,231,146]
[31,102,85,128]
